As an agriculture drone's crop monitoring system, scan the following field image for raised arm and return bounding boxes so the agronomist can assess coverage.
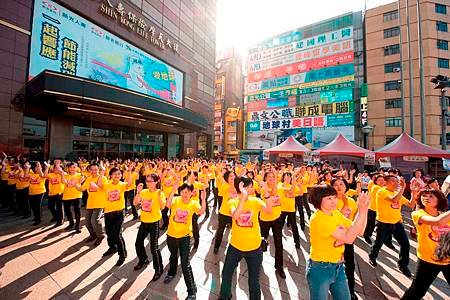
[418,210,450,226]
[133,183,144,206]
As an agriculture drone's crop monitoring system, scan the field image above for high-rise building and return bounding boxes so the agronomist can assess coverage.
[214,49,244,159]
[365,0,450,150]
[244,12,364,152]
[0,0,216,159]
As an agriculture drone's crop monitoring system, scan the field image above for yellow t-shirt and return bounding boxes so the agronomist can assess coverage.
[15,172,30,189]
[337,196,357,221]
[412,209,450,265]
[1,166,10,181]
[369,184,382,211]
[310,210,352,263]
[219,187,237,217]
[346,189,358,199]
[260,190,282,221]
[303,173,311,190]
[123,171,139,191]
[62,173,83,200]
[103,181,127,213]
[139,189,166,223]
[82,176,107,209]
[162,176,175,197]
[229,196,265,251]
[191,181,206,202]
[280,184,299,213]
[376,188,408,224]
[47,173,64,196]
[167,196,201,238]
[7,170,17,185]
[29,172,46,195]
[218,181,228,197]
[368,181,374,193]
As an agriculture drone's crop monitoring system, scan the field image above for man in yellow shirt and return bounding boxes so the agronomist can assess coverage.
[368,175,417,277]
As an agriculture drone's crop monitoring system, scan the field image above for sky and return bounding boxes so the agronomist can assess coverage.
[216,0,396,54]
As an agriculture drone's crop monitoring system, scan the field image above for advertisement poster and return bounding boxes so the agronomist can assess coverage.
[29,0,184,105]
[311,126,354,149]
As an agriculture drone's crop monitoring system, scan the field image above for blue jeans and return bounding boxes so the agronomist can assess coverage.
[306,259,351,300]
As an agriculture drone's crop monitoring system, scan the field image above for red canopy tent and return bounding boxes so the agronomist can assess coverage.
[315,134,373,157]
[264,136,310,154]
[375,133,450,159]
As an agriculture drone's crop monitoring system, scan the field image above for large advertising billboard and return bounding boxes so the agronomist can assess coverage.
[29,0,184,105]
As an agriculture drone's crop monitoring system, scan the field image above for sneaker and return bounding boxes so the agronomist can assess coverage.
[85,236,97,243]
[364,236,372,245]
[94,236,104,246]
[185,294,196,300]
[116,257,125,266]
[399,266,412,278]
[151,271,163,282]
[65,224,74,231]
[276,269,286,279]
[163,275,174,284]
[134,259,149,270]
[102,248,117,257]
[369,257,377,267]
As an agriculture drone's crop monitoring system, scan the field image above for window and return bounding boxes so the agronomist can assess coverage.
[385,98,402,109]
[384,27,400,38]
[438,58,450,68]
[73,141,89,151]
[437,21,448,32]
[386,135,400,144]
[447,133,450,145]
[385,80,399,91]
[384,44,400,56]
[384,62,401,73]
[385,117,402,127]
[437,39,449,50]
[383,10,398,22]
[436,3,447,14]
[23,116,47,137]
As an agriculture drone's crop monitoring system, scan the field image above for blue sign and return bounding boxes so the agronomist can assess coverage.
[29,0,184,105]
[246,121,260,132]
[267,98,289,108]
[305,64,354,83]
[320,89,353,104]
[327,113,355,127]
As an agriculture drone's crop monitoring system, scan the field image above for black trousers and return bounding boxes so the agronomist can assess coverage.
[214,213,232,249]
[16,188,30,217]
[161,207,169,228]
[7,184,16,212]
[192,213,199,247]
[216,195,223,211]
[167,235,197,295]
[104,210,127,258]
[401,259,450,300]
[364,209,376,239]
[48,194,63,223]
[63,198,81,229]
[0,180,8,207]
[204,187,211,217]
[295,195,311,229]
[81,190,88,207]
[124,190,138,218]
[260,216,283,270]
[135,221,163,273]
[344,244,355,295]
[29,193,44,222]
[280,211,300,245]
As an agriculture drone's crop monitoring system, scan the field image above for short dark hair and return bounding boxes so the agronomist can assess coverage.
[374,174,384,185]
[281,172,292,183]
[178,183,194,193]
[417,188,448,211]
[223,170,234,183]
[88,163,99,170]
[383,174,398,182]
[109,167,121,177]
[234,176,253,194]
[309,184,337,209]
[426,177,438,185]
[331,177,349,192]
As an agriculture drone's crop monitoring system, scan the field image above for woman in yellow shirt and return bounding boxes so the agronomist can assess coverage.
[219,176,273,300]
[16,162,31,219]
[123,164,139,220]
[279,172,301,249]
[58,162,84,233]
[363,174,385,244]
[133,173,165,280]
[402,189,450,299]
[186,170,206,249]
[28,161,49,225]
[307,184,369,300]
[164,182,206,300]
[47,159,65,226]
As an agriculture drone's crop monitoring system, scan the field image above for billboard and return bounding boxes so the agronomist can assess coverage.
[311,126,355,148]
[246,128,313,150]
[29,0,184,105]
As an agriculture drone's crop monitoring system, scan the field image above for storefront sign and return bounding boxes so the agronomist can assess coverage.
[364,152,376,165]
[30,0,184,105]
[326,113,355,127]
[321,89,353,104]
[443,158,450,171]
[98,1,179,52]
[403,156,429,162]
[255,116,326,131]
[360,96,368,126]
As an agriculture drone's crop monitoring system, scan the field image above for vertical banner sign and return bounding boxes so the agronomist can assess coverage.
[29,0,184,105]
[360,97,368,126]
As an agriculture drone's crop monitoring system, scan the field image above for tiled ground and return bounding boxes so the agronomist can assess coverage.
[0,200,449,300]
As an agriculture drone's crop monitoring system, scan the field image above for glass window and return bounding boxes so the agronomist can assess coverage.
[384,62,401,73]
[24,139,45,150]
[90,142,104,151]
[385,98,402,109]
[437,39,449,50]
[385,135,400,144]
[23,116,47,137]
[447,133,450,145]
[384,27,400,38]
[73,141,89,151]
[384,80,399,91]
[438,58,450,68]
[437,21,448,32]
[120,144,133,152]
[436,3,447,14]
[133,144,143,152]
[121,128,135,140]
[105,143,119,151]
[385,117,402,127]
[384,44,400,56]
[383,10,398,22]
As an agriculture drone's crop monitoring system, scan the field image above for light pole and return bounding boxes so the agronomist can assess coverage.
[430,75,449,150]
[362,124,374,149]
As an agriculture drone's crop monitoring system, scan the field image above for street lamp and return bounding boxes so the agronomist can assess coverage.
[361,124,374,149]
[430,75,449,150]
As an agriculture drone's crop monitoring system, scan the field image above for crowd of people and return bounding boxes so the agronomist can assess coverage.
[1,152,450,300]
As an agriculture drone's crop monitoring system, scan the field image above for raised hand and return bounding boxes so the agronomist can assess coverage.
[357,191,370,211]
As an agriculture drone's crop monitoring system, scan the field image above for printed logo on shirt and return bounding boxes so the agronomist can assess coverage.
[89,182,99,192]
[141,199,152,212]
[30,177,40,184]
[390,202,400,209]
[428,224,450,242]
[20,175,30,182]
[236,210,253,228]
[165,179,172,186]
[342,208,351,219]
[108,190,120,202]
[50,176,60,184]
[67,179,77,187]
[333,225,346,247]
[272,195,281,207]
[173,208,189,224]
[8,173,15,179]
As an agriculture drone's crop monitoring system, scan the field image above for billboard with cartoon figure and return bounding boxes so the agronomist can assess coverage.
[29,0,184,106]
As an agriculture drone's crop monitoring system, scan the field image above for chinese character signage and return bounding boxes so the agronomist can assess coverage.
[29,0,184,106]
[360,96,368,126]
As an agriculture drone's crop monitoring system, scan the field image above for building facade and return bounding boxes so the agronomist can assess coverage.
[214,48,244,159]
[0,0,216,160]
[244,12,364,151]
[365,0,450,150]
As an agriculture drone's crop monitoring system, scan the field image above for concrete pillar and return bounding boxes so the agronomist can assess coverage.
[48,115,73,159]
[167,133,178,159]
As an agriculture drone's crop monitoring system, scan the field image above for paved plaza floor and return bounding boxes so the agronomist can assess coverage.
[0,201,449,299]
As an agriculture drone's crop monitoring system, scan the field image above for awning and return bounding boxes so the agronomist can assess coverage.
[315,133,373,157]
[26,71,208,133]
[264,136,310,154]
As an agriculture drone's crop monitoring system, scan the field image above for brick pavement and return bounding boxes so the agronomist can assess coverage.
[0,201,449,300]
